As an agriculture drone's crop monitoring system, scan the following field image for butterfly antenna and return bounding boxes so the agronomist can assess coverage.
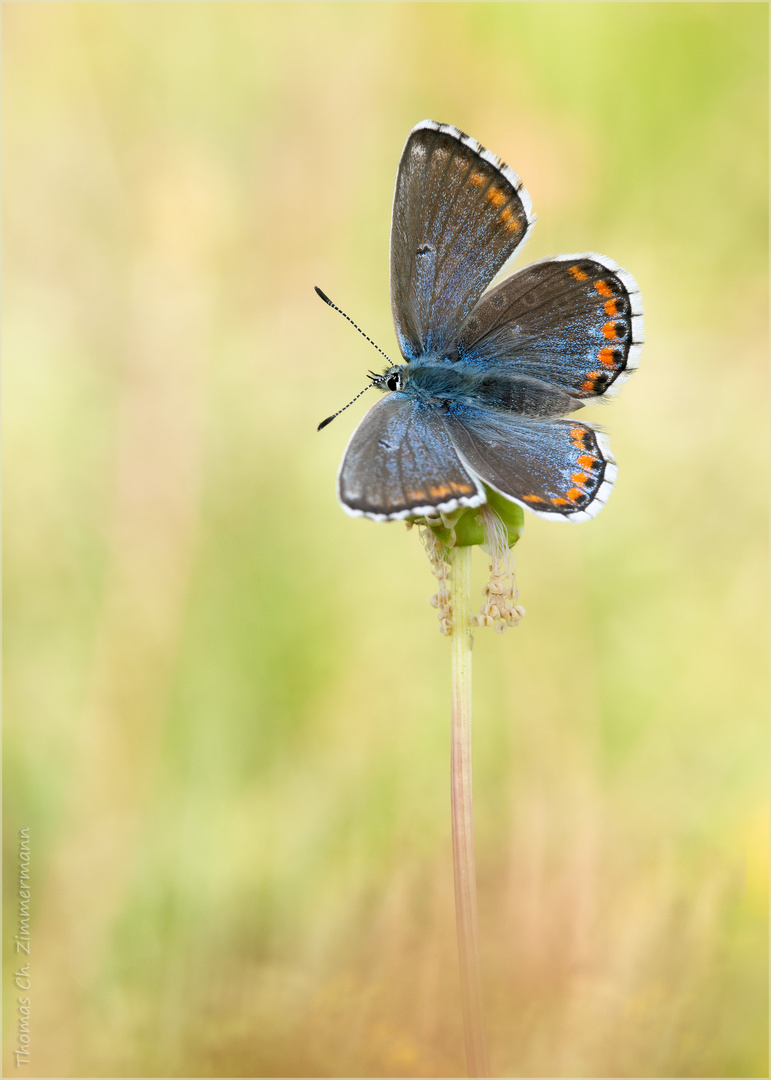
[317,382,379,431]
[315,286,394,431]
[314,286,394,367]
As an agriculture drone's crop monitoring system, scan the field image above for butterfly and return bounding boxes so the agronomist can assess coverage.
[332,120,643,523]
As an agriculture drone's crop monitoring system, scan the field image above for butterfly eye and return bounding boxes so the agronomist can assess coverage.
[386,372,400,391]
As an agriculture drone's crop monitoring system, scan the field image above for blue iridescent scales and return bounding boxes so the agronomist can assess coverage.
[333,120,644,523]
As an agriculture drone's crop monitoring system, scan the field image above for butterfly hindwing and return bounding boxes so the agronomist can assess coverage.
[338,393,485,521]
[457,254,644,398]
[390,120,535,363]
[444,405,617,522]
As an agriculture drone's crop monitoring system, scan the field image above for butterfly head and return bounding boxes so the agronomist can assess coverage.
[371,365,407,393]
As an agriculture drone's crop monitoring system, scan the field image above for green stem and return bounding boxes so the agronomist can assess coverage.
[449,544,491,1078]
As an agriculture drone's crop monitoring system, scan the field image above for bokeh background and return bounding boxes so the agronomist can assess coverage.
[4,4,767,1077]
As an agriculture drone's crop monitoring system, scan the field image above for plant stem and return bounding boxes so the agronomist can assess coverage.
[449,544,491,1078]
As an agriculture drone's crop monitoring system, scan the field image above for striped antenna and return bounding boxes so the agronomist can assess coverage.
[315,286,394,430]
[317,381,380,431]
[314,287,394,367]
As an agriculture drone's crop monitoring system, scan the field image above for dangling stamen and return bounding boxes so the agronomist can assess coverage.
[419,525,454,635]
[473,505,526,632]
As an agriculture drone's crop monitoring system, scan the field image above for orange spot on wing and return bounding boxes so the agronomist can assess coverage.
[567,487,583,502]
[598,346,617,368]
[604,299,619,316]
[487,187,507,206]
[581,372,600,392]
[407,491,427,502]
[500,209,521,232]
[594,279,614,297]
[571,472,588,485]
[577,454,595,469]
[602,322,619,339]
[551,497,570,507]
[568,265,589,282]
[523,494,545,503]
[469,172,486,187]
[427,484,452,499]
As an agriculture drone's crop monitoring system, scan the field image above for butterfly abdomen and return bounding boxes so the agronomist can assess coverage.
[471,372,581,418]
[405,364,581,419]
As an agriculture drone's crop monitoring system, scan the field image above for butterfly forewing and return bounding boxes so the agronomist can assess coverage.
[390,121,534,362]
[457,254,644,398]
[338,393,485,521]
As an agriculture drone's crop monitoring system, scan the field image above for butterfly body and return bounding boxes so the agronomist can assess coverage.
[334,121,644,524]
[381,362,583,420]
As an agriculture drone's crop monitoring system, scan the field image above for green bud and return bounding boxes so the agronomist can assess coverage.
[413,486,524,549]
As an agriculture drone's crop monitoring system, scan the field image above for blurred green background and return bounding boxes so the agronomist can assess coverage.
[3,4,767,1077]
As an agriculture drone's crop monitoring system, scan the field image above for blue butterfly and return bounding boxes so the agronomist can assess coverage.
[333,120,643,523]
